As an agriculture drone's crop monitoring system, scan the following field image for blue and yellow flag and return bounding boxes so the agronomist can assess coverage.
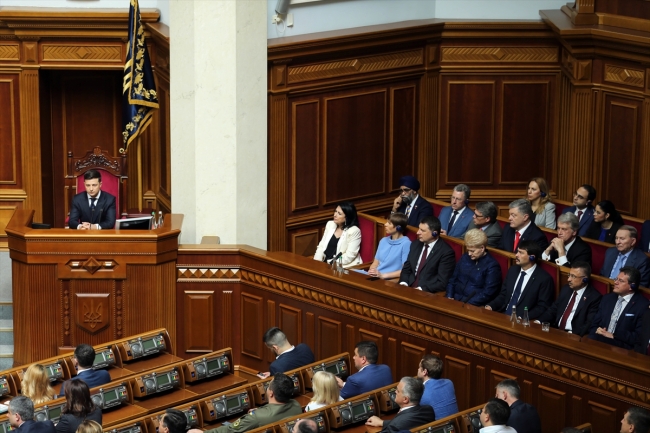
[121,0,159,154]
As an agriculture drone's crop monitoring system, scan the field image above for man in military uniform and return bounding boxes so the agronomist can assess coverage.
[196,373,302,433]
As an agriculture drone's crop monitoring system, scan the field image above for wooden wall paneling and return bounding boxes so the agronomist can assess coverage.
[278,303,302,346]
[387,338,397,382]
[19,69,42,223]
[445,356,471,410]
[390,85,417,194]
[345,324,355,360]
[268,93,289,251]
[639,99,650,218]
[305,312,315,353]
[292,99,320,212]
[587,401,619,433]
[418,45,439,196]
[399,342,425,381]
[358,328,384,361]
[537,385,566,433]
[475,365,486,408]
[489,370,516,396]
[572,396,583,427]
[222,290,233,351]
[291,229,319,257]
[317,317,342,360]
[183,291,215,353]
[0,73,20,187]
[241,293,265,360]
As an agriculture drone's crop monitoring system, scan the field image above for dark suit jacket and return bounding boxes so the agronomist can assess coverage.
[17,420,56,433]
[339,363,393,399]
[599,248,650,287]
[507,400,541,433]
[562,205,595,237]
[59,369,112,397]
[68,191,116,229]
[584,221,622,245]
[381,405,436,433]
[397,196,433,228]
[547,236,592,267]
[589,291,650,349]
[537,284,602,336]
[634,307,650,355]
[499,223,549,253]
[55,408,102,433]
[269,343,315,374]
[468,221,502,249]
[487,265,554,320]
[399,239,456,293]
[640,220,650,253]
[438,206,472,238]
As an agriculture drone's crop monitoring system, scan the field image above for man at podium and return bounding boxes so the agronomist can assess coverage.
[69,169,116,230]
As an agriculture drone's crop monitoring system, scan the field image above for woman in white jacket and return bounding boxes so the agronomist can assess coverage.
[313,201,362,268]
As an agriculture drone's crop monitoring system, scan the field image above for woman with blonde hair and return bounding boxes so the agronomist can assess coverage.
[305,371,343,412]
[526,177,556,229]
[76,420,103,433]
[21,364,56,404]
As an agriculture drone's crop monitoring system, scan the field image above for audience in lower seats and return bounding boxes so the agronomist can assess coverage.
[56,380,102,433]
[20,364,56,405]
[466,201,502,248]
[542,213,592,267]
[313,201,362,268]
[486,240,554,320]
[479,398,516,433]
[366,212,411,280]
[304,371,342,412]
[536,262,602,336]
[59,344,111,397]
[8,396,56,433]
[391,176,433,228]
[495,379,542,433]
[562,184,597,237]
[364,377,435,433]
[590,266,650,349]
[620,406,650,433]
[599,226,650,287]
[499,199,549,253]
[398,216,455,293]
[337,341,393,399]
[416,354,458,420]
[260,327,315,378]
[527,177,556,229]
[158,409,187,433]
[439,184,473,239]
[584,200,624,244]
[446,229,501,306]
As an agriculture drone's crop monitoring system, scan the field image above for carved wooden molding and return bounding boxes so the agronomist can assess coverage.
[561,50,592,82]
[287,50,423,84]
[42,44,122,62]
[0,45,19,60]
[441,47,558,63]
[177,267,240,281]
[604,65,644,88]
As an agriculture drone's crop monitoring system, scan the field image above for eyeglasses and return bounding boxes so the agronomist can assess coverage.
[614,278,630,284]
[568,274,587,280]
[400,188,412,193]
[573,191,586,200]
[473,213,484,219]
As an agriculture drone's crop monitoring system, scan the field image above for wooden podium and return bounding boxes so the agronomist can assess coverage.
[6,210,182,366]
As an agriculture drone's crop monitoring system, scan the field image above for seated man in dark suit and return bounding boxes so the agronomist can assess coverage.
[620,407,650,433]
[59,344,111,396]
[258,327,315,378]
[337,341,393,399]
[9,396,56,433]
[365,377,435,433]
[495,379,541,433]
[561,184,596,237]
[635,308,650,355]
[485,240,554,321]
[391,176,433,228]
[68,169,116,230]
[590,266,650,349]
[542,213,592,267]
[159,409,187,433]
[600,226,650,287]
[536,261,602,336]
[399,216,456,293]
[438,184,473,239]
[467,201,502,248]
[498,199,549,253]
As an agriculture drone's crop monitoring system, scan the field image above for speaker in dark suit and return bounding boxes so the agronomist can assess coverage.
[634,307,650,355]
[391,176,433,228]
[599,226,650,287]
[399,216,456,293]
[68,169,116,229]
[498,199,549,253]
[590,266,650,349]
[486,240,554,320]
[543,213,592,267]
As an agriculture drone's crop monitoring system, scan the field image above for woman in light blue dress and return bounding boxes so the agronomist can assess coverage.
[367,212,411,279]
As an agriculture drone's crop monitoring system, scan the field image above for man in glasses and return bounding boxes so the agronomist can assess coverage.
[561,184,596,237]
[467,201,502,248]
[391,175,433,228]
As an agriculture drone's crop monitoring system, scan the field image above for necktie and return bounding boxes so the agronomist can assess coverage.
[559,291,578,330]
[90,198,97,211]
[513,231,521,253]
[412,244,429,288]
[607,297,624,333]
[447,211,459,233]
[577,210,583,221]
[609,253,626,280]
[505,271,526,315]
[406,204,412,217]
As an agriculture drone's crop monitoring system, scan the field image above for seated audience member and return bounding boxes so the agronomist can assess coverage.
[59,344,111,396]
[590,266,650,349]
[391,176,433,228]
[313,201,362,268]
[21,364,56,405]
[479,399,516,433]
[562,184,597,237]
[499,199,549,253]
[536,261,602,336]
[542,213,592,267]
[68,169,116,230]
[600,226,650,287]
[486,240,554,320]
[416,354,458,420]
[446,229,501,306]
[398,216,455,293]
[467,201,502,248]
[293,419,318,433]
[635,308,650,355]
[620,407,650,433]
[495,379,542,433]
[439,184,473,238]
[200,374,302,433]
[158,409,188,433]
[365,377,435,433]
[258,327,315,378]
[367,212,411,279]
[337,341,393,399]
[56,380,102,433]
[304,371,342,411]
[8,396,56,433]
[584,200,624,244]
[76,421,103,433]
[527,177,556,229]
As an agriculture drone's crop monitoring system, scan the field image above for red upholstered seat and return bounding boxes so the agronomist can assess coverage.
[357,214,377,263]
[489,248,511,281]
[590,277,610,296]
[585,239,608,275]
[406,229,418,242]
[443,235,464,262]
[543,228,555,244]
[538,260,559,299]
[75,169,121,217]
